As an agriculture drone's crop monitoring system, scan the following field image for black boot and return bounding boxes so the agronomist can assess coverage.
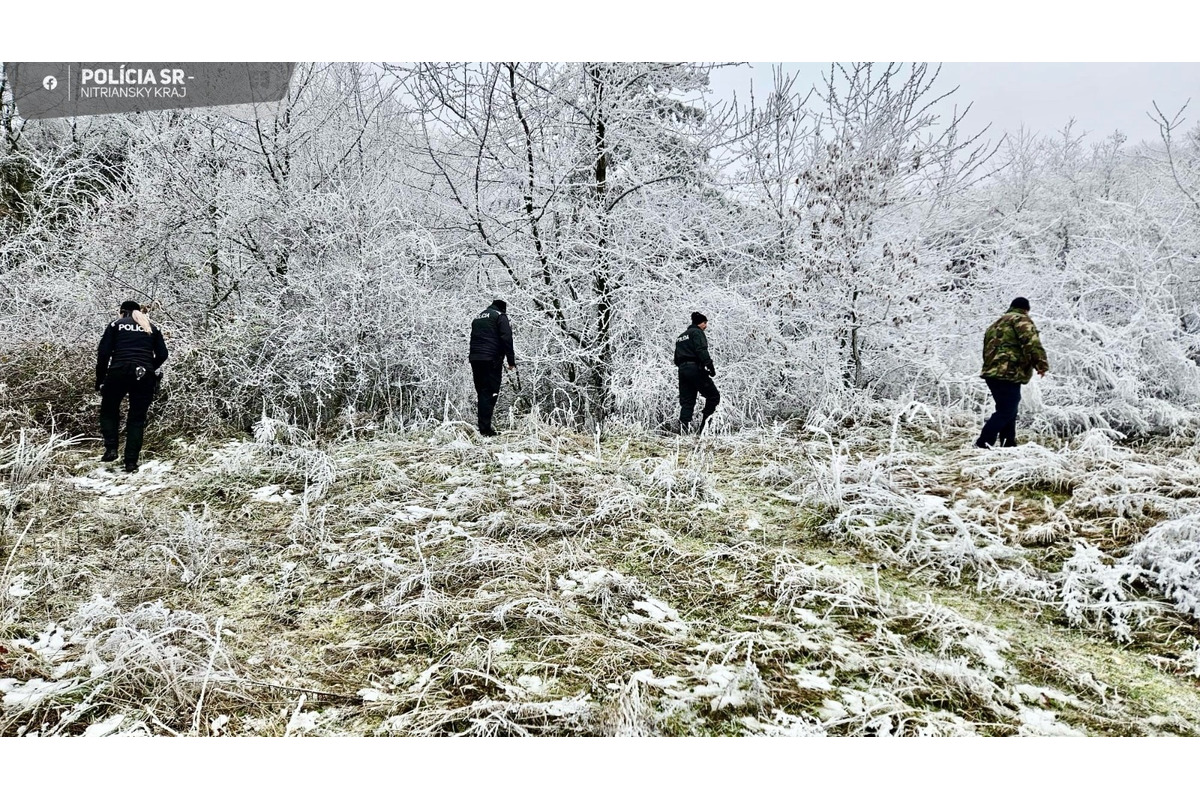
[100,448,119,462]
[123,462,139,473]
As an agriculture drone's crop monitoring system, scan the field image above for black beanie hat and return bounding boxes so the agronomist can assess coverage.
[1011,297,1030,311]
[691,311,707,326]
[120,300,141,313]
[492,299,507,314]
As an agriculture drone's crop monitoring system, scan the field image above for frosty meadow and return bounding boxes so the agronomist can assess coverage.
[2,62,1200,737]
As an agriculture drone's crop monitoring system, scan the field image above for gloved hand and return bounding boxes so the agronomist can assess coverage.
[95,381,103,394]
[706,364,716,377]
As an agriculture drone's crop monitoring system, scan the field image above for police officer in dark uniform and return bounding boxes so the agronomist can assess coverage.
[674,311,720,434]
[468,299,516,437]
[96,300,169,472]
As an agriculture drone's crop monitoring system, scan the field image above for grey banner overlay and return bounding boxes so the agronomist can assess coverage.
[6,63,296,119]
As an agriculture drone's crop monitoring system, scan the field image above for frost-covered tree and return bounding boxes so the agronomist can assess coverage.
[3,62,1200,438]
[791,63,996,390]
[399,61,740,427]
[939,113,1200,435]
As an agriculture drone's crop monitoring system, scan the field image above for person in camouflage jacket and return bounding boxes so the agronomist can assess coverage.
[975,297,1049,448]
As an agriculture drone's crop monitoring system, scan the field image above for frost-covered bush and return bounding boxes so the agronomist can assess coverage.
[961,443,1077,492]
[200,414,337,502]
[1124,514,1200,623]
[3,63,1197,438]
[1058,541,1161,643]
[798,443,1020,585]
[70,597,233,706]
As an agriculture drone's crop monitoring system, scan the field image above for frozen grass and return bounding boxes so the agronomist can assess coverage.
[2,409,1200,736]
[1,596,240,736]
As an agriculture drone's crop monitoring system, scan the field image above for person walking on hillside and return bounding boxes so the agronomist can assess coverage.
[976,296,1049,448]
[468,299,516,437]
[674,311,720,435]
[96,300,169,472]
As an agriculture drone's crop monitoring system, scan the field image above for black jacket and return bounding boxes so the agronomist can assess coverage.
[674,324,713,371]
[469,304,516,366]
[96,315,168,388]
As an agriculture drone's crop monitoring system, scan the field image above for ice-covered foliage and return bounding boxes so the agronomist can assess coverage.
[797,433,1026,586]
[1124,514,1200,623]
[1058,542,1159,643]
[3,63,1200,436]
[781,409,1200,646]
[5,414,1200,736]
[1,597,236,736]
[4,61,1200,734]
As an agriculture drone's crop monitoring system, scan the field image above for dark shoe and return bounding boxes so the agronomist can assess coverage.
[479,428,498,438]
[973,441,990,449]
[123,463,139,473]
[100,448,119,462]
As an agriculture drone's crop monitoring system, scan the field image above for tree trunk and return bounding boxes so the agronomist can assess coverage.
[589,64,615,429]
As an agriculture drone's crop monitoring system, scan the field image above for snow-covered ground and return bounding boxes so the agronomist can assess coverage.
[3,406,1200,736]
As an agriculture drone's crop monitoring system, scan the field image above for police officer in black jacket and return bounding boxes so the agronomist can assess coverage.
[96,300,169,472]
[468,299,516,437]
[674,312,720,434]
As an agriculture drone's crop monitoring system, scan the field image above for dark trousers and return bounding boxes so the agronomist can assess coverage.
[99,364,157,466]
[470,359,504,433]
[977,377,1021,448]
[678,363,720,425]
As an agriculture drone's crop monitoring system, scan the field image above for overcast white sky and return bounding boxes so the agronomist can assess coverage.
[709,63,1200,146]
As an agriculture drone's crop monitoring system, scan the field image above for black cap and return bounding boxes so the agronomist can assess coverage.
[691,311,707,326]
[1011,297,1030,311]
[120,300,141,313]
[492,299,507,314]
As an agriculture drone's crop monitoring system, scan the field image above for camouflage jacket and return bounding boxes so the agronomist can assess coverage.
[980,308,1049,384]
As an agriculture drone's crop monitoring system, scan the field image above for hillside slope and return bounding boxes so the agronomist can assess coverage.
[3,404,1200,736]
